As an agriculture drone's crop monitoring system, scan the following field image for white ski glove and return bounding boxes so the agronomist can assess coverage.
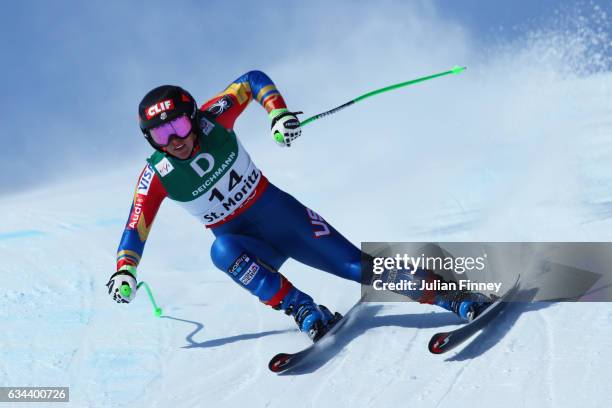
[270,109,302,147]
[106,266,137,304]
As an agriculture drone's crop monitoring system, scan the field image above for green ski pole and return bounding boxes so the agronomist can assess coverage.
[121,281,163,317]
[275,66,466,143]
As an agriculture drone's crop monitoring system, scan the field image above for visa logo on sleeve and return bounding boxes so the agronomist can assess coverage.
[137,166,155,195]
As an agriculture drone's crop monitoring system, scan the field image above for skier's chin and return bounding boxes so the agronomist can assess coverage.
[166,135,197,160]
[169,145,193,160]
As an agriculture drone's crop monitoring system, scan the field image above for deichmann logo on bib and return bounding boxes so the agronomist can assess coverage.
[191,151,235,197]
[177,139,261,226]
[190,153,215,177]
[147,116,264,227]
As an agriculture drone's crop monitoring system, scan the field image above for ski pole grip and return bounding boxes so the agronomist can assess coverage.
[119,281,162,317]
[120,284,132,298]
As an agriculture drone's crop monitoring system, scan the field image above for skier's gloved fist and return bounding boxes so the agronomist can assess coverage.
[270,109,302,147]
[106,266,137,304]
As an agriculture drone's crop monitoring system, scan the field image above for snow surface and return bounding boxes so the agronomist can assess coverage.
[2,10,612,408]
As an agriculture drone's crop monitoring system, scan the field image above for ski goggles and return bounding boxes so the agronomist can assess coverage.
[148,115,193,146]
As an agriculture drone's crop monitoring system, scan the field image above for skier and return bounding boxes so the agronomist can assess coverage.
[106,71,492,341]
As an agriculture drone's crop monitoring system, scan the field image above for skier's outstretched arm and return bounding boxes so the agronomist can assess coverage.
[199,70,301,146]
[106,164,167,303]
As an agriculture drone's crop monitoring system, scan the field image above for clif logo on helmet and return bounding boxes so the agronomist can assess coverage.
[146,99,175,120]
[139,85,198,153]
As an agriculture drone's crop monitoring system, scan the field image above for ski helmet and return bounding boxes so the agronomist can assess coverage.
[138,85,197,150]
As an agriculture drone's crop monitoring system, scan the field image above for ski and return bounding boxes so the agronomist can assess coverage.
[269,276,520,371]
[428,275,521,354]
[268,297,364,374]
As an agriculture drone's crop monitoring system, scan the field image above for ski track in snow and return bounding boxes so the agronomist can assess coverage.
[5,197,612,408]
[4,158,612,408]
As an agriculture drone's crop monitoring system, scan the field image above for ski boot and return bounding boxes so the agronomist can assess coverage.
[434,290,493,321]
[279,288,342,342]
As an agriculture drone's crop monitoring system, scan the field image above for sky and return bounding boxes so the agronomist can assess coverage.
[0,0,610,194]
